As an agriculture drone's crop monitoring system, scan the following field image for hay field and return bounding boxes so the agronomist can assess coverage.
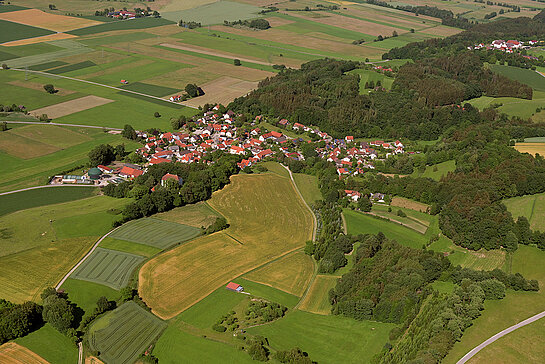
[161,0,262,24]
[514,142,545,156]
[298,275,338,315]
[70,247,145,289]
[0,9,101,32]
[8,80,76,96]
[139,173,313,319]
[30,95,114,119]
[391,196,430,212]
[244,251,314,296]
[0,343,48,364]
[183,76,258,107]
[108,218,202,249]
[504,192,545,231]
[0,132,60,158]
[89,301,167,364]
[155,201,220,228]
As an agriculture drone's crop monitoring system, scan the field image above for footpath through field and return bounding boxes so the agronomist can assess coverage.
[7,68,199,109]
[457,310,545,363]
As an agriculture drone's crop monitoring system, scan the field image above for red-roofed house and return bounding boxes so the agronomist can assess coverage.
[149,158,171,165]
[161,173,183,187]
[230,145,245,155]
[256,149,273,160]
[97,165,113,173]
[118,166,143,179]
[226,282,244,292]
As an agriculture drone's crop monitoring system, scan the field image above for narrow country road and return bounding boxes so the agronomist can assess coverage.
[457,310,545,364]
[2,120,122,130]
[55,226,121,290]
[9,68,199,109]
[77,342,83,364]
[0,184,96,196]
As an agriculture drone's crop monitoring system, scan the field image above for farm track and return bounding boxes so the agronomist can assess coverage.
[2,120,122,130]
[8,68,199,109]
[0,183,96,196]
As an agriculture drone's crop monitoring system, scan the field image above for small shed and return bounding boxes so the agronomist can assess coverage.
[226,282,243,292]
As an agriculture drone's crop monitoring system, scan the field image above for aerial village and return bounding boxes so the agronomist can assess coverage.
[52,106,407,201]
[468,39,542,52]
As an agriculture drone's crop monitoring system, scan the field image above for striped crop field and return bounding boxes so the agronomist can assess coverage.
[108,217,202,249]
[89,301,167,364]
[70,248,145,290]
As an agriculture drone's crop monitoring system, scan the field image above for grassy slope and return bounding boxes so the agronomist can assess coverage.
[60,278,120,316]
[248,310,395,364]
[15,324,78,364]
[298,275,338,315]
[99,237,162,257]
[293,173,323,205]
[503,192,545,231]
[410,160,456,181]
[350,68,395,93]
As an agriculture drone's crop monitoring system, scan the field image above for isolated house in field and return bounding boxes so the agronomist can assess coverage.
[226,282,244,292]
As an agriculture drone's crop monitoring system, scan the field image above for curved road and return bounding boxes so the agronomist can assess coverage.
[457,310,545,363]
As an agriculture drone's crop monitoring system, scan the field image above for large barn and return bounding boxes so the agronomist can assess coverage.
[225,282,243,292]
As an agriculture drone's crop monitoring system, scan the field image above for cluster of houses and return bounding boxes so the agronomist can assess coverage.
[468,39,540,53]
[108,10,138,19]
[373,65,393,73]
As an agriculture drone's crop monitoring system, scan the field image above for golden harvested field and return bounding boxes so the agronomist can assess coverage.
[155,201,219,228]
[298,275,338,315]
[139,173,314,319]
[390,196,430,213]
[183,76,259,108]
[514,142,545,156]
[0,343,49,364]
[244,251,314,297]
[2,33,77,46]
[0,9,101,32]
[8,80,76,96]
[30,95,114,119]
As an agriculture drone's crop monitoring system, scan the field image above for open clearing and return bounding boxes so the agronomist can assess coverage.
[0,342,48,364]
[298,275,337,315]
[89,301,167,364]
[243,251,314,297]
[248,310,395,364]
[30,95,114,119]
[514,142,545,156]
[410,159,456,180]
[60,278,120,316]
[8,80,76,96]
[70,247,145,290]
[503,192,545,231]
[139,173,313,319]
[108,217,202,249]
[0,196,130,302]
[0,9,102,32]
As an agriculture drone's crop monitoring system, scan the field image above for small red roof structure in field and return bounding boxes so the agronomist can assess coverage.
[226,282,244,292]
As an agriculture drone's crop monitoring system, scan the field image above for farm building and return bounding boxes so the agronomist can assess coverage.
[226,282,244,292]
[87,167,102,180]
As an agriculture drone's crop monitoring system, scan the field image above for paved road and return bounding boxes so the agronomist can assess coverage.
[457,310,545,364]
[55,226,121,290]
[0,184,96,196]
[2,120,123,130]
[9,68,198,109]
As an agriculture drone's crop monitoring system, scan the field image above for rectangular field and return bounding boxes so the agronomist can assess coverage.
[514,142,545,156]
[243,251,314,297]
[0,19,54,44]
[0,9,102,32]
[108,218,202,249]
[47,60,96,74]
[89,301,167,364]
[121,82,180,97]
[70,247,145,290]
[30,95,114,119]
[0,343,48,364]
[298,275,338,315]
[489,64,545,92]
[67,17,174,36]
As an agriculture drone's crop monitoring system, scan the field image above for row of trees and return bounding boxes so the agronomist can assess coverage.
[223,18,270,30]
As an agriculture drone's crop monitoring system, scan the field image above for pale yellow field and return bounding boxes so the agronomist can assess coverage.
[183,76,259,108]
[0,343,49,364]
[30,95,114,119]
[244,251,315,297]
[0,9,101,32]
[391,196,430,213]
[515,142,545,156]
[298,275,338,315]
[2,33,77,46]
[139,173,314,319]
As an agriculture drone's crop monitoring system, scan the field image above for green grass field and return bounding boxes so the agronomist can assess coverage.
[0,19,54,43]
[411,160,456,180]
[28,60,68,71]
[70,247,145,290]
[155,201,220,228]
[0,186,97,216]
[47,60,96,74]
[89,301,167,364]
[153,325,255,364]
[371,204,431,234]
[503,192,545,231]
[235,278,300,308]
[99,237,162,257]
[60,278,120,316]
[121,82,180,97]
[298,275,338,315]
[108,217,202,249]
[293,173,322,205]
[350,68,395,93]
[67,17,174,36]
[489,64,545,92]
[468,91,545,119]
[161,1,262,25]
[248,310,395,364]
[15,324,78,364]
[0,195,130,302]
[343,208,426,248]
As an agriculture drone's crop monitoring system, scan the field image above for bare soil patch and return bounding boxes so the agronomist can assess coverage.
[8,80,76,96]
[0,343,49,364]
[30,95,114,119]
[183,76,258,107]
[2,33,77,47]
[0,9,102,32]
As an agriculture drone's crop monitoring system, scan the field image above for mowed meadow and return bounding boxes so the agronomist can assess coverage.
[139,172,314,318]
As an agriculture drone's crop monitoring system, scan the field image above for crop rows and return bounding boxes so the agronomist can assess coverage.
[90,301,167,364]
[71,248,145,289]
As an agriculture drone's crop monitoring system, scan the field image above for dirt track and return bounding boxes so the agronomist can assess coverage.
[160,42,274,66]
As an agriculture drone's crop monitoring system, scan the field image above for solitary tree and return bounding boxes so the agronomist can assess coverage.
[43,84,56,94]
[121,124,137,140]
[233,59,241,66]
[154,111,161,118]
